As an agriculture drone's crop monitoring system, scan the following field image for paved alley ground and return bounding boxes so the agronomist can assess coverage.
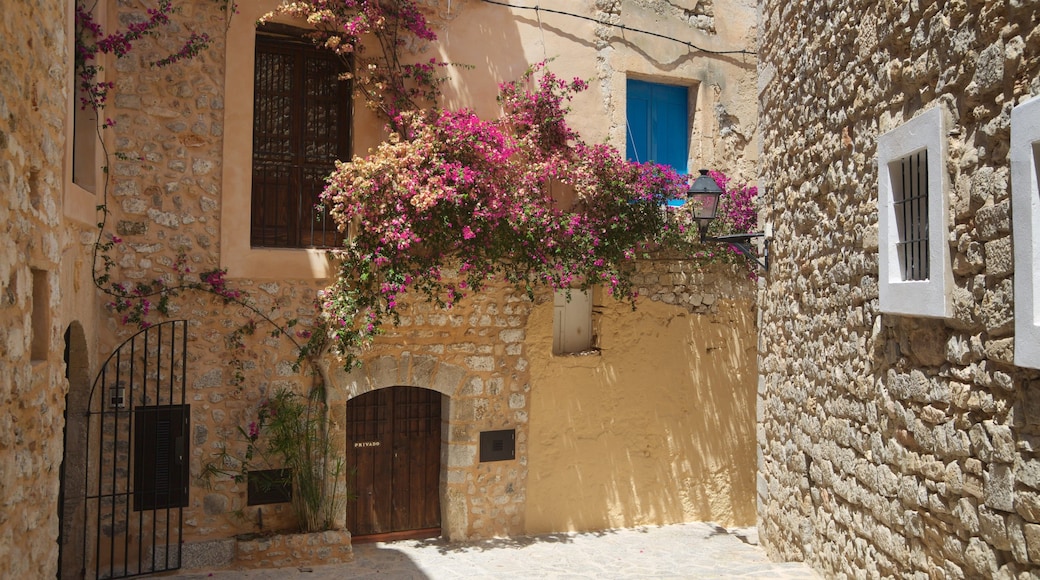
[174,522,820,579]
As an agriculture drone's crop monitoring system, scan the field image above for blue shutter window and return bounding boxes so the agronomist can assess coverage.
[625,79,689,175]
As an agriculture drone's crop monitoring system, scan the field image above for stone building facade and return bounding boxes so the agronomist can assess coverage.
[1,0,102,578]
[0,0,761,576]
[757,1,1040,577]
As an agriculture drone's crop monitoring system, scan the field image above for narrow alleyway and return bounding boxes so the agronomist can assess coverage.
[173,522,820,579]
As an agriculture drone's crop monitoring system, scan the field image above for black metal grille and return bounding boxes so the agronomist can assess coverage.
[479,429,516,462]
[85,320,189,578]
[893,150,930,281]
[251,34,350,248]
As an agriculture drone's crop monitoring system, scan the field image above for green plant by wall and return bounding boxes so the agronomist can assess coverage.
[203,388,347,533]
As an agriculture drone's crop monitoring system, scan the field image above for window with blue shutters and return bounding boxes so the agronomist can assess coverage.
[625,79,689,174]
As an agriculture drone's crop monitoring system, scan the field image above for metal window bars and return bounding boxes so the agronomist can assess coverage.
[893,150,930,281]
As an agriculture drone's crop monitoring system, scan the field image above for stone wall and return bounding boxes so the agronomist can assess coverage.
[234,530,353,569]
[0,0,75,577]
[330,281,535,540]
[757,1,1040,577]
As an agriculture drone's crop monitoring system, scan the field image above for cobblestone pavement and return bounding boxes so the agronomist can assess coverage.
[174,522,821,579]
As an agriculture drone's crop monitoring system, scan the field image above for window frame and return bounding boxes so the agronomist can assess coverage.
[552,289,594,355]
[625,78,691,174]
[249,31,351,250]
[1012,94,1040,369]
[877,107,953,318]
[219,1,352,280]
[64,0,107,225]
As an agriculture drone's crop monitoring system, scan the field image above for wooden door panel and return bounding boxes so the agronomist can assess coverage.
[350,446,393,536]
[346,387,442,537]
[346,388,391,536]
[423,426,441,528]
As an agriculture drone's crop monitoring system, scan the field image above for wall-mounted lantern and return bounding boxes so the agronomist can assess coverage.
[686,169,768,271]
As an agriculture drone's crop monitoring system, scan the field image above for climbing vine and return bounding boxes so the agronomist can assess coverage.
[259,0,456,132]
[79,0,349,533]
[76,0,307,384]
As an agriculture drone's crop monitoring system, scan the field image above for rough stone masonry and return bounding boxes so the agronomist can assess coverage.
[757,1,1040,578]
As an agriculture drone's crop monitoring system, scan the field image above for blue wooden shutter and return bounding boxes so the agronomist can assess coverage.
[626,79,689,174]
[626,80,652,164]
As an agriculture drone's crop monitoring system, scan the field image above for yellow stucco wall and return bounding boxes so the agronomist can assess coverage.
[524,284,758,534]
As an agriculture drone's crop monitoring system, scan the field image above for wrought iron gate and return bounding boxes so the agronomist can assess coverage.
[84,320,189,579]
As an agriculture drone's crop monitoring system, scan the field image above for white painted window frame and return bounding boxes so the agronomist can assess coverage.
[1012,95,1040,369]
[877,107,953,318]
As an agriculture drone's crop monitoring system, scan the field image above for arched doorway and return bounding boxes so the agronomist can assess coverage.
[58,323,90,579]
[344,386,444,540]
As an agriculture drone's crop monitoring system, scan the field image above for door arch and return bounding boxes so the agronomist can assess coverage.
[59,323,90,579]
[345,386,444,539]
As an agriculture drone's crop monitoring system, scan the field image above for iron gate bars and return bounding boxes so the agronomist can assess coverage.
[84,320,189,579]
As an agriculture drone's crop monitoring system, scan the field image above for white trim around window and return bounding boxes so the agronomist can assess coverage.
[877,107,953,318]
[1012,94,1040,369]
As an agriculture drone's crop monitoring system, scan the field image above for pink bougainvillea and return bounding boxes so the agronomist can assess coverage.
[310,61,757,367]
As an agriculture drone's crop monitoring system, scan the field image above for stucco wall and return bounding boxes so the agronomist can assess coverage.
[525,263,758,534]
[757,1,1040,577]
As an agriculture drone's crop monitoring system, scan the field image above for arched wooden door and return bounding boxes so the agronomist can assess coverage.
[345,387,443,539]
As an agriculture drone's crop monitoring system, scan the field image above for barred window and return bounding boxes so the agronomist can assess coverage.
[251,34,350,248]
[878,107,951,319]
[892,150,929,281]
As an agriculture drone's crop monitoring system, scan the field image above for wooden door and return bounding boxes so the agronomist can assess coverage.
[345,387,442,538]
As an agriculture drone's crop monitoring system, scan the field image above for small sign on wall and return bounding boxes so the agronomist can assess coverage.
[479,429,516,462]
[247,468,293,506]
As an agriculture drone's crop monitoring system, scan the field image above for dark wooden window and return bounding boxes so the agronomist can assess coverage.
[893,150,929,281]
[133,405,189,511]
[251,34,351,248]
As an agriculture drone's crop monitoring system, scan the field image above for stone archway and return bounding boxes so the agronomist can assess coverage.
[58,322,90,580]
[329,354,476,540]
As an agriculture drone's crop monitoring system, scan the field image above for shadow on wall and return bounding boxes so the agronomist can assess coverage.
[432,1,528,119]
[524,293,759,534]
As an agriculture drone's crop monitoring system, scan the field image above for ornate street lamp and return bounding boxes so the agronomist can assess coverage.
[686,169,768,271]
